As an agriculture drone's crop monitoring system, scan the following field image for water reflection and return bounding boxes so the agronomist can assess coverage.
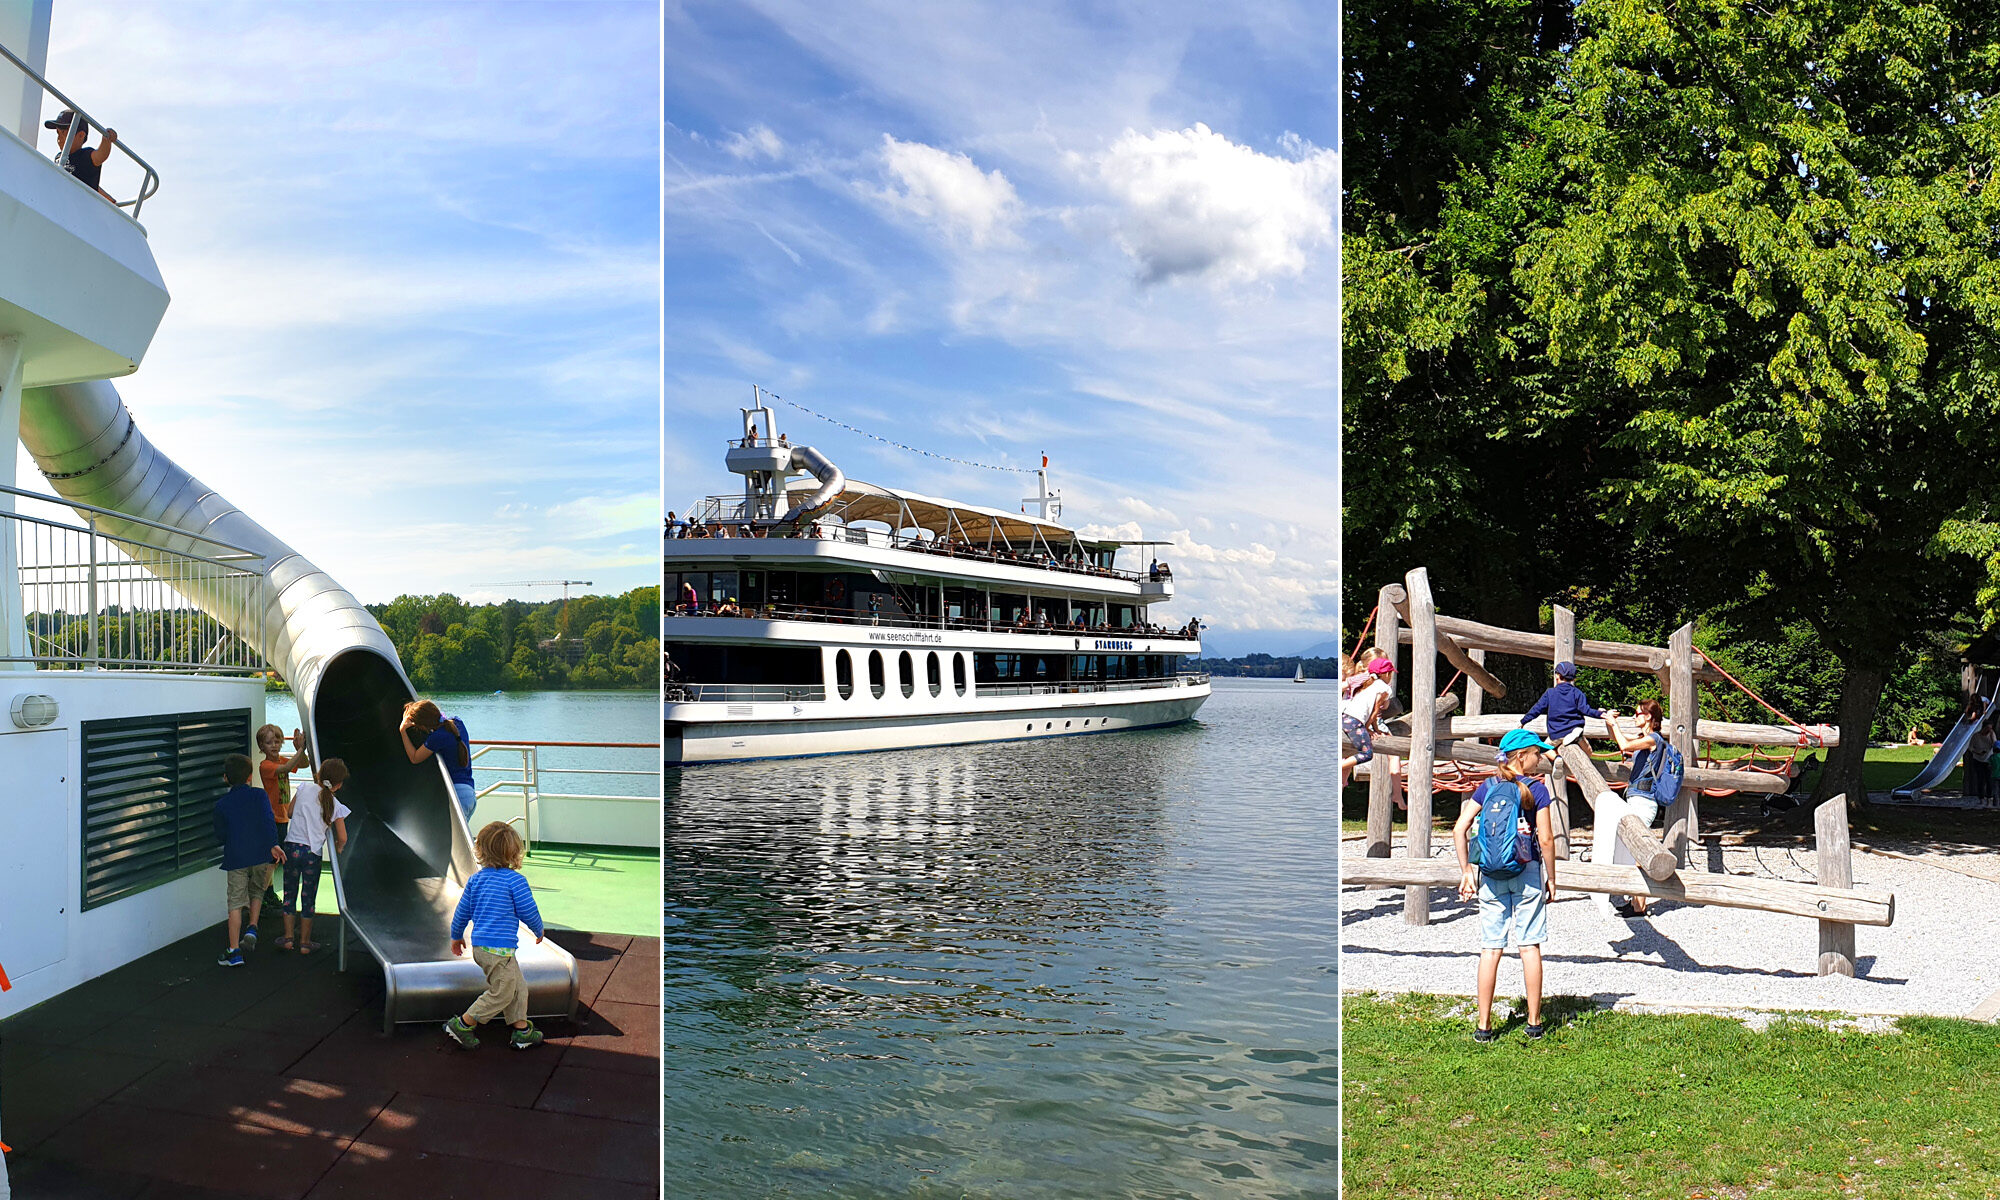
[664,683,1337,1200]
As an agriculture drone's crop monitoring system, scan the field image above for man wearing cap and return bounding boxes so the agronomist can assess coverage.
[45,109,117,201]
[1521,660,1615,750]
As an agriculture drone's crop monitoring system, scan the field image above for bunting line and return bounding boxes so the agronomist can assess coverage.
[761,390,1040,475]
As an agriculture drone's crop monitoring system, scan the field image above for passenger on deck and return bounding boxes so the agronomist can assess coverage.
[716,596,743,617]
[398,700,476,820]
[680,580,699,613]
[213,753,286,968]
[665,511,680,538]
[444,823,548,1052]
[277,759,350,955]
[46,109,118,201]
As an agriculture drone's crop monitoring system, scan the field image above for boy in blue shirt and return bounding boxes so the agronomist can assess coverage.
[444,822,547,1049]
[1521,661,1618,749]
[213,753,286,968]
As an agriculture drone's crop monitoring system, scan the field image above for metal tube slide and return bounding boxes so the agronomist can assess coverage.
[780,444,844,522]
[19,379,577,1031]
[1893,680,2000,799]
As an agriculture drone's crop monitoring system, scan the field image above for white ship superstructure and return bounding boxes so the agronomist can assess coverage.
[664,400,1210,763]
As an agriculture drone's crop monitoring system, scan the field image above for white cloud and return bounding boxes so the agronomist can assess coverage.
[1081,123,1337,285]
[543,492,662,539]
[723,124,787,160]
[870,136,1022,246]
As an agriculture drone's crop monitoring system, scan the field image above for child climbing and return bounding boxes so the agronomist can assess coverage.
[1521,660,1617,749]
[1341,656,1396,788]
[1605,699,1682,918]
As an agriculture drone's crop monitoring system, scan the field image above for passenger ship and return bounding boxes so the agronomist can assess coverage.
[663,400,1210,763]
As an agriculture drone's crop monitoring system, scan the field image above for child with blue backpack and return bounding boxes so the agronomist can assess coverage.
[1454,728,1559,1042]
[1605,699,1686,917]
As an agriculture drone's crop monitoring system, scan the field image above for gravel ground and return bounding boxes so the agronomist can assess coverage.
[1340,840,2000,1018]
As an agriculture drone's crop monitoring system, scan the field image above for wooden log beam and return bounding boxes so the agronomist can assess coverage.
[1404,567,1439,926]
[1363,734,1793,795]
[1338,856,1896,927]
[1816,796,1857,978]
[1437,632,1508,699]
[1364,584,1403,859]
[1551,607,1578,858]
[1393,615,1726,682]
[1442,714,1838,749]
[1619,814,1677,881]
[1464,648,1487,718]
[1668,623,1699,865]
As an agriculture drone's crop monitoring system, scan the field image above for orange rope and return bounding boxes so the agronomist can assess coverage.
[1350,606,1379,661]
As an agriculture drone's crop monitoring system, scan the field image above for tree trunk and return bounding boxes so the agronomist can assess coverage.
[1815,663,1886,809]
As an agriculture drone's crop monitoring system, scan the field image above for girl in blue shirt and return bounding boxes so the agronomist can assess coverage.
[399,698,476,819]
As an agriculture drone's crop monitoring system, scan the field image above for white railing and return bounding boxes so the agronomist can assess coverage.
[974,674,1208,698]
[2,485,266,673]
[469,739,661,850]
[0,41,161,218]
[661,682,826,703]
[664,604,1200,642]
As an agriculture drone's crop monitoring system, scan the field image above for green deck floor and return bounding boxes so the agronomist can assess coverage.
[518,843,660,938]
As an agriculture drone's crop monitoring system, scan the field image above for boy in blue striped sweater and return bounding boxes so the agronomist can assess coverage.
[444,822,547,1050]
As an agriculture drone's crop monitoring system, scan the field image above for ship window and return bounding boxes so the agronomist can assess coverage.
[869,650,885,698]
[899,651,915,698]
[708,570,738,606]
[835,649,853,700]
[926,652,941,697]
[953,654,967,695]
[81,708,252,911]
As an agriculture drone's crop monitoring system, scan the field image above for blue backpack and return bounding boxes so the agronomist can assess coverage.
[1632,734,1686,803]
[1471,777,1536,878]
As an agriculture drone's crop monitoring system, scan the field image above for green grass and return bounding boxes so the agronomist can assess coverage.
[1344,992,2000,1199]
[520,842,659,937]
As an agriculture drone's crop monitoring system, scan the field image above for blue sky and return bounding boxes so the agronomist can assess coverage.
[32,1,660,605]
[665,1,1338,657]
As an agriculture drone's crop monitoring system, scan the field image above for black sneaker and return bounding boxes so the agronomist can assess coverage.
[1473,1027,1497,1043]
[1614,902,1643,919]
[1527,1023,1546,1040]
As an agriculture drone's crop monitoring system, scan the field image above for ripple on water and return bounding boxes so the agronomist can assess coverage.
[665,679,1339,1199]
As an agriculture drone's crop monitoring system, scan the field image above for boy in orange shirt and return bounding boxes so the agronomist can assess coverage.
[256,724,311,911]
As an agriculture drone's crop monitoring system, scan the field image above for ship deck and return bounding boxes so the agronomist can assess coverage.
[0,847,660,1198]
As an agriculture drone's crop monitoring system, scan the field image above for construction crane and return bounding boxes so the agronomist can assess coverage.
[474,580,595,603]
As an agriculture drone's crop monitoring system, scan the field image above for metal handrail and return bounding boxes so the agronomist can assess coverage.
[0,483,258,560]
[974,674,1208,697]
[669,513,1146,583]
[0,41,161,218]
[468,741,664,852]
[664,604,1201,642]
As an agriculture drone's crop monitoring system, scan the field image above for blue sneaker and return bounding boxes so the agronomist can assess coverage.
[217,948,245,968]
[240,924,258,950]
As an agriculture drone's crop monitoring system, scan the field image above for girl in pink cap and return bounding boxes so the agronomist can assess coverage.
[1341,655,1397,787]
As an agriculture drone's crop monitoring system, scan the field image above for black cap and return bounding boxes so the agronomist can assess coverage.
[43,109,77,130]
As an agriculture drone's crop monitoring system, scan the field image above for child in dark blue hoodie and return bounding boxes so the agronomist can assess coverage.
[213,752,286,968]
[1521,661,1617,749]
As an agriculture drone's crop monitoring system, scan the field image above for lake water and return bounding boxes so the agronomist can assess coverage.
[265,688,658,799]
[663,678,1339,1199]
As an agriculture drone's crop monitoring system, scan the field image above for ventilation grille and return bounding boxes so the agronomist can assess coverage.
[81,708,252,911]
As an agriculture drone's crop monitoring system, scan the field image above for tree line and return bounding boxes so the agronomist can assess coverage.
[366,588,660,693]
[1344,0,2000,801]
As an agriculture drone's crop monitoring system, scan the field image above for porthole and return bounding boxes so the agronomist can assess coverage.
[869,650,885,699]
[899,651,915,698]
[1065,720,1072,728]
[1025,723,1033,732]
[835,649,853,700]
[1045,722,1052,729]
[927,651,942,697]
[953,653,967,696]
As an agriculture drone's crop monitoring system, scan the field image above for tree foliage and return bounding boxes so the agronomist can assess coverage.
[368,588,659,693]
[1345,0,2000,801]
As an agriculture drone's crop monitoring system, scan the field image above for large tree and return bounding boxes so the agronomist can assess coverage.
[1347,0,2000,802]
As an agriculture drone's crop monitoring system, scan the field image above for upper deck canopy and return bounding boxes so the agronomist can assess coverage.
[792,477,1114,551]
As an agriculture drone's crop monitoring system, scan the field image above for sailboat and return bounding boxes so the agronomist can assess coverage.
[1293,663,1306,683]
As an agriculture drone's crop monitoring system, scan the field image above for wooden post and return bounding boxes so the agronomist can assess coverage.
[1364,584,1403,858]
[1666,623,1698,866]
[1404,568,1439,925]
[1549,605,1578,858]
[1816,794,1857,977]
[1465,648,1486,718]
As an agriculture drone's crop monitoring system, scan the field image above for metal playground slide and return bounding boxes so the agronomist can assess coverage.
[1892,678,2000,800]
[18,379,578,1031]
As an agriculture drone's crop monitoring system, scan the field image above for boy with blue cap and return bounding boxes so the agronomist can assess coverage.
[1454,728,1560,1042]
[1521,661,1616,750]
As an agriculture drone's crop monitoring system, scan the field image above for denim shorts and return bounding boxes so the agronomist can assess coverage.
[1478,860,1548,949]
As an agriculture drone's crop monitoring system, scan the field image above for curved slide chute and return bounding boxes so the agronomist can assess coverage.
[1893,677,2000,800]
[779,443,844,523]
[19,379,577,1031]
